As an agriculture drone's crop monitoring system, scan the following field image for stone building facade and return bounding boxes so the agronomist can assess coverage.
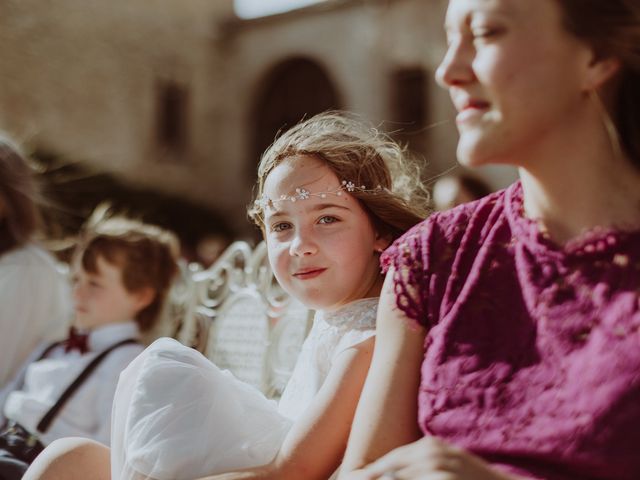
[0,0,514,236]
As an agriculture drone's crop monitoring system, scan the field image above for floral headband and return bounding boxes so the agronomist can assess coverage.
[256,180,385,210]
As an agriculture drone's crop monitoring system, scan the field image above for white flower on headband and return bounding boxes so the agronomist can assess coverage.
[257,194,274,210]
[296,188,310,200]
[255,180,385,210]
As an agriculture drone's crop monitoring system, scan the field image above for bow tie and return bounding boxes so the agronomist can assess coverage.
[63,327,90,354]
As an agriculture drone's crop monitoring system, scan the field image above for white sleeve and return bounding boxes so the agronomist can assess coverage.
[0,342,50,423]
[0,250,72,385]
[332,328,376,363]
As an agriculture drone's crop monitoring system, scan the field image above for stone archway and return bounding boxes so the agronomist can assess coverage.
[249,57,342,175]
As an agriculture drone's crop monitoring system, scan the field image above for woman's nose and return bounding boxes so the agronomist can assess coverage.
[435,37,474,88]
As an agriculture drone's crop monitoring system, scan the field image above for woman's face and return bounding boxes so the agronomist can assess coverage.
[435,0,594,168]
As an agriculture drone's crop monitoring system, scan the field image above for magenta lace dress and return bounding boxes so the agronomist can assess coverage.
[381,182,640,480]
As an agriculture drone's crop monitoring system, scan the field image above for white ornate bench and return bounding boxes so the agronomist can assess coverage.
[155,241,313,399]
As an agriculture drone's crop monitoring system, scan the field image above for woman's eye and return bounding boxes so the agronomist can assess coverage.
[271,222,292,233]
[471,27,501,40]
[318,216,339,225]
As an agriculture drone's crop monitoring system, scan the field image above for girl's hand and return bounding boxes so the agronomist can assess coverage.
[342,437,517,480]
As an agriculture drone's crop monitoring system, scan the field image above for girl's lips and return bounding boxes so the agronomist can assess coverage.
[293,268,327,280]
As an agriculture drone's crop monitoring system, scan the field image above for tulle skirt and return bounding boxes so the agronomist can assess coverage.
[110,338,293,480]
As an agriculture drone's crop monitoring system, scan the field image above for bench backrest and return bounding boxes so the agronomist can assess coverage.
[175,241,313,398]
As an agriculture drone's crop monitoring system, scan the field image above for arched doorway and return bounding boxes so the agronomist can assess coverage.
[250,57,342,175]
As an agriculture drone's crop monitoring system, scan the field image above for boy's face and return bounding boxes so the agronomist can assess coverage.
[71,255,147,330]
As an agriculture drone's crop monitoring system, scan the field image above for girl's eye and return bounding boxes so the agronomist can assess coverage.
[89,280,102,288]
[271,222,292,233]
[318,216,339,225]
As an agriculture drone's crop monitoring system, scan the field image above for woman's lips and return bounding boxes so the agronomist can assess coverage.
[456,99,490,124]
[293,268,327,280]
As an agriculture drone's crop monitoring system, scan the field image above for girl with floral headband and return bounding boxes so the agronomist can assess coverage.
[23,111,429,480]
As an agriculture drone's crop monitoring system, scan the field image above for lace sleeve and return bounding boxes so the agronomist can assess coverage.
[380,219,435,328]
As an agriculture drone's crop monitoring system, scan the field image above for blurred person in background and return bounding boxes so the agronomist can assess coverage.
[194,232,231,269]
[432,171,493,211]
[0,136,72,387]
[0,214,179,479]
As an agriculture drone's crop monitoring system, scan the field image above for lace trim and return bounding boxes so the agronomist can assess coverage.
[317,297,379,329]
[381,225,430,327]
[506,181,640,259]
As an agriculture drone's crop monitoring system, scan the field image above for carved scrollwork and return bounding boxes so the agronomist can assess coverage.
[169,241,312,397]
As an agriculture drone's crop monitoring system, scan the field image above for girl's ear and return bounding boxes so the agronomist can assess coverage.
[134,287,156,312]
[373,233,392,253]
[583,55,621,91]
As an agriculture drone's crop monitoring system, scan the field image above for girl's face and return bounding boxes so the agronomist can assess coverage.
[71,255,150,330]
[436,0,594,168]
[262,155,387,312]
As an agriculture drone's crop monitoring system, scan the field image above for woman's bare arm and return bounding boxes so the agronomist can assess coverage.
[339,269,427,476]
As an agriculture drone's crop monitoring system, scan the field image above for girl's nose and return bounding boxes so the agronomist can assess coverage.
[289,230,318,257]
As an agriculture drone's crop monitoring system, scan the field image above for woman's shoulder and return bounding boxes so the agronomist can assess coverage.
[383,184,511,270]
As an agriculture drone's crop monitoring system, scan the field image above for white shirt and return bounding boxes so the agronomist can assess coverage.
[0,243,72,385]
[1,322,144,446]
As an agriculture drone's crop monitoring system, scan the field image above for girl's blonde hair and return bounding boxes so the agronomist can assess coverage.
[248,111,429,240]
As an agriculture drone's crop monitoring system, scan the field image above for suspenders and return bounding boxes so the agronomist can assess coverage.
[33,338,140,434]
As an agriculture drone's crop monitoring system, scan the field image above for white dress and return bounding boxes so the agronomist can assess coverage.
[110,297,378,480]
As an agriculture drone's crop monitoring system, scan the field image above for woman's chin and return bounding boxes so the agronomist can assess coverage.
[456,138,506,169]
[456,145,486,168]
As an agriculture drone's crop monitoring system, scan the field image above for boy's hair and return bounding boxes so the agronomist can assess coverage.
[0,135,41,256]
[248,111,430,240]
[76,215,180,331]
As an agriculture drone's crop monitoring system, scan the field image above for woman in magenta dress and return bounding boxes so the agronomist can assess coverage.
[340,1,640,479]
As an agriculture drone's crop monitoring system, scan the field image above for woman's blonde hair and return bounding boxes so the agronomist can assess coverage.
[248,111,429,240]
[557,0,640,167]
